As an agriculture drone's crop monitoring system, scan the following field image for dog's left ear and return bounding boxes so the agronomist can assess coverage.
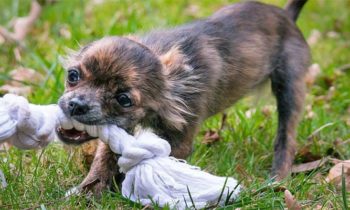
[159,46,193,75]
[155,46,195,131]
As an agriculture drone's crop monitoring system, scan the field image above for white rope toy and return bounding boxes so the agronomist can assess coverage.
[0,94,241,209]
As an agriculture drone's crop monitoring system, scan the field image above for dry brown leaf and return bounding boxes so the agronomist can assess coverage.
[201,130,220,145]
[10,67,44,84]
[0,142,12,151]
[305,63,321,87]
[0,85,32,96]
[12,1,41,41]
[326,160,350,191]
[292,158,328,173]
[284,190,302,210]
[0,67,44,96]
[329,158,343,165]
[295,143,322,163]
[0,1,41,43]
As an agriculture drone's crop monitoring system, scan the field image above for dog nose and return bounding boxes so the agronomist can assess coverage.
[68,98,89,116]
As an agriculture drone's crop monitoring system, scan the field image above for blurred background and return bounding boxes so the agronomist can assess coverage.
[0,0,349,209]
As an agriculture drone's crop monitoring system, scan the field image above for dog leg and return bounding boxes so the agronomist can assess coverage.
[168,126,199,159]
[78,140,123,196]
[270,52,307,180]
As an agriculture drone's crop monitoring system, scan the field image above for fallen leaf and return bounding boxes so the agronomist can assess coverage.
[0,67,44,96]
[326,160,350,191]
[12,1,41,41]
[307,29,321,46]
[292,158,328,173]
[329,158,343,165]
[0,142,11,151]
[284,190,302,210]
[295,143,322,163]
[305,63,321,87]
[0,1,41,43]
[0,85,32,97]
[201,130,220,145]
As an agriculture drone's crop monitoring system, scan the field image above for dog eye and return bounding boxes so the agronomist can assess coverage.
[116,93,133,108]
[67,69,80,85]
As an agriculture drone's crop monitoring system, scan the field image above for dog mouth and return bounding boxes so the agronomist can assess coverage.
[56,120,99,144]
[56,127,96,144]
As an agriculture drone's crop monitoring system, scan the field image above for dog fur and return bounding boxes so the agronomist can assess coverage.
[58,0,310,195]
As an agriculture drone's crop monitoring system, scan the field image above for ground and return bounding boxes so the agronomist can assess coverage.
[0,0,349,209]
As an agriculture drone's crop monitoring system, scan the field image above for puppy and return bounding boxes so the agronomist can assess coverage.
[57,0,310,194]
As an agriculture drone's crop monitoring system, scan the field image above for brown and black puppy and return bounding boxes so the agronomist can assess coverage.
[57,0,310,194]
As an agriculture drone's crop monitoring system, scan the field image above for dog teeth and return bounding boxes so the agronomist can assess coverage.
[61,120,74,130]
[85,125,98,137]
[74,135,81,140]
[72,120,85,131]
[58,115,74,130]
[98,126,109,143]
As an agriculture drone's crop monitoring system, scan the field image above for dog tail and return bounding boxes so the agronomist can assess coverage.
[284,0,308,22]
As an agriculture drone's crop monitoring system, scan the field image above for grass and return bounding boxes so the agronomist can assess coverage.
[0,0,349,209]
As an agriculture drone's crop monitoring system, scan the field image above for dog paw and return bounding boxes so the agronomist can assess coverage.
[65,175,110,198]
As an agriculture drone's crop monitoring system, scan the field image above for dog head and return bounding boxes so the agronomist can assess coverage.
[57,37,191,144]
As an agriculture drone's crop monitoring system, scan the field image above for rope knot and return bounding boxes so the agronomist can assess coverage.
[113,129,171,173]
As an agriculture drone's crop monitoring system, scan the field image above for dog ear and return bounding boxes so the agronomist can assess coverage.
[156,46,196,131]
[159,46,193,75]
[157,94,190,131]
